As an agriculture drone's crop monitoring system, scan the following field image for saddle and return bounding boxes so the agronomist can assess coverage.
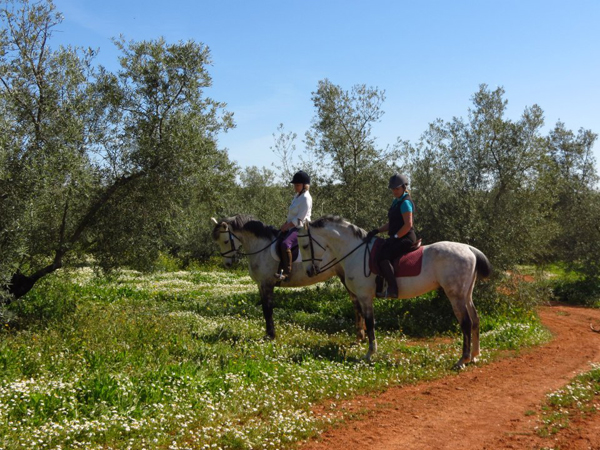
[271,242,301,263]
[369,238,423,277]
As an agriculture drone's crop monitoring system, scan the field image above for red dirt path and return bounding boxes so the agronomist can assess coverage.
[301,304,600,450]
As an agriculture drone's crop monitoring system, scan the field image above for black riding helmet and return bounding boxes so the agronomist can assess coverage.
[388,173,409,189]
[290,170,310,185]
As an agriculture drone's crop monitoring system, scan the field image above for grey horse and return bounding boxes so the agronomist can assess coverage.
[298,216,492,369]
[210,215,366,341]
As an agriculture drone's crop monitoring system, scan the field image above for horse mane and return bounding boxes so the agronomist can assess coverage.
[310,215,367,240]
[212,214,279,240]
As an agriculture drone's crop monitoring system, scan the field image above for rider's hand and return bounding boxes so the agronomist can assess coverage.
[366,229,379,241]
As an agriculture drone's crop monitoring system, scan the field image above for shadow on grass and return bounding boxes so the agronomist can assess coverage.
[288,341,364,364]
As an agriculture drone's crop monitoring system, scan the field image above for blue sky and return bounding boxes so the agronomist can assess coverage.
[52,0,600,170]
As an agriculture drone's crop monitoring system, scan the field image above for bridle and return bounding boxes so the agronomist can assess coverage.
[218,226,280,257]
[297,224,327,271]
[219,228,241,258]
[298,224,372,276]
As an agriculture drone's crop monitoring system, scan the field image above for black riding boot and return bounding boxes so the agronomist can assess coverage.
[377,259,398,298]
[275,248,293,281]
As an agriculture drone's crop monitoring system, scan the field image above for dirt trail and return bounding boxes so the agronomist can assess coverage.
[301,304,600,450]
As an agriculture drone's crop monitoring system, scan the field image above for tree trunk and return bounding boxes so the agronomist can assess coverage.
[3,261,62,303]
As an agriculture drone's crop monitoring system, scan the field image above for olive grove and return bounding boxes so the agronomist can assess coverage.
[1,0,599,305]
[0,0,234,300]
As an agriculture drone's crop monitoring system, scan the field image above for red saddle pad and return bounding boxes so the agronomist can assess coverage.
[369,238,424,277]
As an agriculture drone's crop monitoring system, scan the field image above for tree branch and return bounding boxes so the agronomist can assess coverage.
[67,170,146,247]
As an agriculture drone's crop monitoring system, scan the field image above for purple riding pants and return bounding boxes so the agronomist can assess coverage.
[280,228,298,250]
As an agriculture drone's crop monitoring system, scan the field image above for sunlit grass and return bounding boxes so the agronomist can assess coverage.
[0,267,551,449]
[536,363,600,437]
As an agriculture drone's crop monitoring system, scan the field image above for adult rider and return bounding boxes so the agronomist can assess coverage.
[276,171,312,281]
[366,174,417,298]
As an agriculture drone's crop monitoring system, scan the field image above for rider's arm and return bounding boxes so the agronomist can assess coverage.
[280,221,295,231]
[284,192,312,230]
[378,223,390,233]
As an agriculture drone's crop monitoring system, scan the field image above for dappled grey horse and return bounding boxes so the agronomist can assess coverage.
[210,215,366,341]
[298,216,492,369]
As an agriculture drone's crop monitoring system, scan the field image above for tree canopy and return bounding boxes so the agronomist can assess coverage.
[0,0,234,300]
[1,0,599,305]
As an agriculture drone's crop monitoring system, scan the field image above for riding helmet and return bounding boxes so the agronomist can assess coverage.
[290,170,310,185]
[388,173,409,189]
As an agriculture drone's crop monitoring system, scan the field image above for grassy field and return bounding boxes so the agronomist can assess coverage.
[0,264,551,449]
[537,363,600,437]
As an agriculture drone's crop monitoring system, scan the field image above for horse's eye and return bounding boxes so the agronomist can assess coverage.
[224,240,229,244]
[302,245,309,250]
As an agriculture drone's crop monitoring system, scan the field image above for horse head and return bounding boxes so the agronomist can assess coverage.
[210,217,241,268]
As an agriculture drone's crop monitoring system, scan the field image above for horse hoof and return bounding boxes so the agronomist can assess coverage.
[452,358,470,370]
[452,362,465,371]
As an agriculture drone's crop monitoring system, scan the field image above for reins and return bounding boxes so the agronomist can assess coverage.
[297,225,326,266]
[318,240,367,274]
[298,226,371,275]
[219,229,280,257]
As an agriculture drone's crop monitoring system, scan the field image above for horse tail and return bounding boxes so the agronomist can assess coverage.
[469,246,492,279]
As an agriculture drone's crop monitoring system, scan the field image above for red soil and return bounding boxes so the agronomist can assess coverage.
[301,304,600,450]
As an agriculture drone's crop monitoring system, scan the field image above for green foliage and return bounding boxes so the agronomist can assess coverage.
[403,85,553,269]
[402,85,599,277]
[0,0,236,299]
[0,269,549,449]
[236,165,289,227]
[538,363,600,437]
[544,123,600,280]
[0,0,100,293]
[304,79,401,229]
[552,278,600,307]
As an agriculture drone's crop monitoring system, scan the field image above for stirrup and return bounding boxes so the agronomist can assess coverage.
[376,282,398,298]
[376,288,397,299]
[274,270,289,281]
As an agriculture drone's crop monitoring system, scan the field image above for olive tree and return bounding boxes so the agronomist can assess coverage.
[0,0,101,299]
[544,122,599,279]
[403,85,555,269]
[0,0,233,300]
[305,79,400,228]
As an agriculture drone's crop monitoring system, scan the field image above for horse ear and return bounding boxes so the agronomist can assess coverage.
[220,222,229,231]
[210,217,218,226]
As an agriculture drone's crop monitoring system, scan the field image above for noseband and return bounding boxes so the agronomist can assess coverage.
[218,227,281,257]
[219,229,241,257]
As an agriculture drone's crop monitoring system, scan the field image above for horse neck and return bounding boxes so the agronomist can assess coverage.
[317,224,362,258]
[235,229,275,253]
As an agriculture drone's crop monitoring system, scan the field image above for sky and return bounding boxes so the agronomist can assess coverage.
[50,0,600,171]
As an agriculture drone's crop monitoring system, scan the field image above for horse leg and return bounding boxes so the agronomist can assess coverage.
[259,283,276,339]
[358,296,377,361]
[353,296,367,342]
[448,296,472,370]
[465,275,480,361]
[467,300,480,361]
[338,274,366,342]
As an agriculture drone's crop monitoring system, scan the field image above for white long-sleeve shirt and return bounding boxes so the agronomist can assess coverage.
[286,190,312,228]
